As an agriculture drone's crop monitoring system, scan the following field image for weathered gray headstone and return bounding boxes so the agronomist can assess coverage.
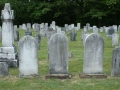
[80,33,107,78]
[100,27,103,32]
[0,62,8,76]
[0,26,2,41]
[111,47,120,76]
[18,35,38,76]
[14,25,19,41]
[22,23,27,30]
[46,33,71,79]
[112,33,119,46]
[77,23,80,30]
[46,28,56,41]
[70,28,77,41]
[35,34,41,50]
[27,23,31,29]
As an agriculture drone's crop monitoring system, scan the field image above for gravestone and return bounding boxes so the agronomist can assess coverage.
[34,23,40,31]
[0,26,1,41]
[113,25,117,32]
[0,3,18,67]
[93,26,98,33]
[46,28,56,41]
[51,21,56,30]
[80,33,107,78]
[46,33,71,79]
[65,24,68,32]
[0,62,8,76]
[106,27,115,38]
[77,23,80,30]
[18,35,38,77]
[111,47,120,76]
[14,25,19,41]
[100,27,103,32]
[22,23,27,30]
[27,23,31,29]
[25,28,32,36]
[35,34,41,50]
[70,28,77,41]
[112,33,119,46]
[118,25,120,32]
[86,23,90,30]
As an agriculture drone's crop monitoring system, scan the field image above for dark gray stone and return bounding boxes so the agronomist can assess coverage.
[106,27,115,38]
[70,28,77,41]
[111,47,120,76]
[25,28,32,36]
[0,62,8,76]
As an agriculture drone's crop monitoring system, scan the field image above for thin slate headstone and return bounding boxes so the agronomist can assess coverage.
[80,33,107,78]
[111,47,120,76]
[46,33,71,79]
[0,26,1,41]
[18,35,38,77]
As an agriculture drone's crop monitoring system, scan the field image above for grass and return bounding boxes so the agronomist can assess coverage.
[0,28,119,90]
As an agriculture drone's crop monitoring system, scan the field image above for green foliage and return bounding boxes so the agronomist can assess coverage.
[0,0,120,26]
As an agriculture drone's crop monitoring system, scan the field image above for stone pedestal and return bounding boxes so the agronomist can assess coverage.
[0,3,18,67]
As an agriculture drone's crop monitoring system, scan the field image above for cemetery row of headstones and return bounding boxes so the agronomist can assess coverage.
[0,3,120,79]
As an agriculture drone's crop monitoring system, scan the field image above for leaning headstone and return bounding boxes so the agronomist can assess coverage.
[0,62,8,76]
[106,27,115,38]
[46,33,71,79]
[18,35,38,77]
[80,33,107,78]
[112,33,119,46]
[70,28,77,41]
[0,3,18,67]
[111,47,120,76]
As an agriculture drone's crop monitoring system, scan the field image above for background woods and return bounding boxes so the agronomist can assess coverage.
[0,0,120,27]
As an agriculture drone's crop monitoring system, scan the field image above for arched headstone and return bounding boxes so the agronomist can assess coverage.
[18,35,38,77]
[80,33,107,78]
[46,33,71,79]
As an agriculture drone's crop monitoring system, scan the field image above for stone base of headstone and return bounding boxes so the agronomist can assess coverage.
[0,62,9,76]
[45,74,72,79]
[0,47,18,67]
[79,73,107,79]
[18,74,41,78]
[25,32,32,36]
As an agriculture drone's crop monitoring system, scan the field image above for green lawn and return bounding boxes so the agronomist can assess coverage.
[0,28,119,90]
